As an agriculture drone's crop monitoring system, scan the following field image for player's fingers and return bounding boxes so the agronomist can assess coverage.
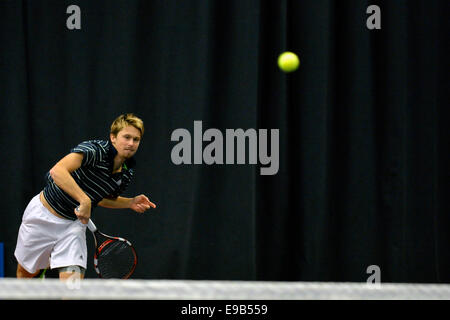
[137,194,155,208]
[142,202,154,210]
[146,199,156,208]
[74,207,90,223]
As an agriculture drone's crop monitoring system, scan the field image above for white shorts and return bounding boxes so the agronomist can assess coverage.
[14,194,87,274]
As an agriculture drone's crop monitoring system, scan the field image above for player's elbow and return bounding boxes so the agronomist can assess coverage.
[49,166,56,180]
[49,165,66,182]
[49,168,57,183]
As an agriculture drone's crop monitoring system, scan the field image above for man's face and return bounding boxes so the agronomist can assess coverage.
[110,125,141,159]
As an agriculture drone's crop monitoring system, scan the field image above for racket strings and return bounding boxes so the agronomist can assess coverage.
[97,240,136,278]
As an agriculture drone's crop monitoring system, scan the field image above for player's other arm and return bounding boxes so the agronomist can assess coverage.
[49,153,91,222]
[98,195,156,213]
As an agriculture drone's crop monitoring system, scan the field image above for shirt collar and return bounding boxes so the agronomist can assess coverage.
[107,140,136,170]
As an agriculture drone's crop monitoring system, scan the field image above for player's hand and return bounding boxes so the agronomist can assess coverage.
[130,194,156,213]
[75,202,91,224]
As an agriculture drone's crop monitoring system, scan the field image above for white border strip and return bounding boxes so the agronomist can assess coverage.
[1,279,450,300]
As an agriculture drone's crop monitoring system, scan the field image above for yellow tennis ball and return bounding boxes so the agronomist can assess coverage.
[278,51,300,73]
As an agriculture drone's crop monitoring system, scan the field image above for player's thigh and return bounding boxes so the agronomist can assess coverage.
[51,220,87,270]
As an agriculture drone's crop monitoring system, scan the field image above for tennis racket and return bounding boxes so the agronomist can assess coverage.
[87,219,137,279]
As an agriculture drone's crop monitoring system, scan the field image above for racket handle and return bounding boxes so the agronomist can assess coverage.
[87,219,97,232]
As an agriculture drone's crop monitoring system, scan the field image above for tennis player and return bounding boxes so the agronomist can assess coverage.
[14,113,156,280]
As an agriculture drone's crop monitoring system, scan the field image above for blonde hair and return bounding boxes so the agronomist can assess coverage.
[110,113,144,138]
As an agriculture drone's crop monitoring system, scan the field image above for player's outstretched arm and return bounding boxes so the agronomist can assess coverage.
[99,195,156,213]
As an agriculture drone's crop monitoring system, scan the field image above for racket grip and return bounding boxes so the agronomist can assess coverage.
[87,219,97,232]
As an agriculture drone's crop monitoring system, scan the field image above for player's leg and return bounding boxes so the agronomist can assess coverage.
[16,263,40,278]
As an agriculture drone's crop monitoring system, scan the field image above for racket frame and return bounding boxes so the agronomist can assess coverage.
[87,219,137,279]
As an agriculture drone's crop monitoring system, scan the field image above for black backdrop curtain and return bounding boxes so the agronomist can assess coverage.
[0,0,449,282]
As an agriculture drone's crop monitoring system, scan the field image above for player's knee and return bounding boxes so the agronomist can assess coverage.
[16,264,39,278]
[58,265,86,280]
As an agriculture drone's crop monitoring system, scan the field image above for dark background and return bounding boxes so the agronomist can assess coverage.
[0,0,449,282]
